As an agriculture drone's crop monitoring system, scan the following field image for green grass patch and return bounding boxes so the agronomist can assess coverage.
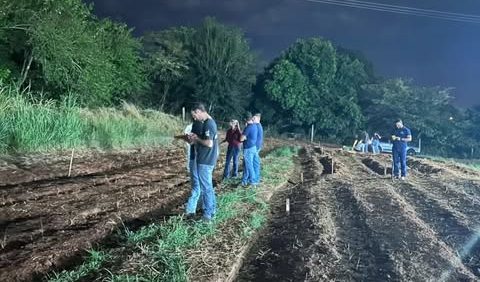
[47,250,110,282]
[46,146,296,282]
[0,86,182,153]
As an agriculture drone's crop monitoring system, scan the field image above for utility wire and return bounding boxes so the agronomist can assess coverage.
[330,0,480,20]
[305,0,480,24]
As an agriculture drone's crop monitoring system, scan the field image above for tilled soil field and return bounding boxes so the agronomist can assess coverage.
[0,146,195,281]
[0,138,286,282]
[238,147,480,281]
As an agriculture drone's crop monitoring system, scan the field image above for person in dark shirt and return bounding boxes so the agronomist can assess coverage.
[185,103,219,221]
[222,119,242,179]
[241,112,258,187]
[391,119,412,180]
[252,113,263,184]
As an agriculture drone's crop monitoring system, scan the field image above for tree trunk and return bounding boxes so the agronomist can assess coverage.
[18,51,33,90]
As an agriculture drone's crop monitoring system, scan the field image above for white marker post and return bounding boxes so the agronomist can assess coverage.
[310,124,314,143]
[68,149,75,177]
[286,198,290,214]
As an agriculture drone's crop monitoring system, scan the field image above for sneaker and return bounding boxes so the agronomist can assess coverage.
[393,176,400,180]
[185,213,196,221]
[400,176,406,181]
[202,216,214,223]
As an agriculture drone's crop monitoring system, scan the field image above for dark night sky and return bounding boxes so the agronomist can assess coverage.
[89,0,480,107]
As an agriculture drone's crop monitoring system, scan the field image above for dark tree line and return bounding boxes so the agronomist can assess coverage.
[1,0,479,158]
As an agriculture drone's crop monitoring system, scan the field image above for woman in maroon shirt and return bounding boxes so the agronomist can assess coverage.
[222,119,242,179]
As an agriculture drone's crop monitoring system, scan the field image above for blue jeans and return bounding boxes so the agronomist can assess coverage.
[393,148,407,177]
[186,160,201,215]
[252,147,261,183]
[372,140,380,154]
[198,164,216,219]
[242,146,257,185]
[361,143,368,153]
[223,146,240,178]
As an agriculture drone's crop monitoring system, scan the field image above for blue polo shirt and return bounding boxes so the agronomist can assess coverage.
[255,123,264,150]
[392,126,411,152]
[242,123,258,149]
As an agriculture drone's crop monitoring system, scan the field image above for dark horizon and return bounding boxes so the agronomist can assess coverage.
[89,0,480,108]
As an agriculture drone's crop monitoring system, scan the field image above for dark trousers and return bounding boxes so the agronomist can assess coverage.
[393,148,407,177]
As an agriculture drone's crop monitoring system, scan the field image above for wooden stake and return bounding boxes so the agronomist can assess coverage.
[331,158,335,174]
[68,148,75,177]
[300,172,304,183]
[182,107,186,122]
[384,162,387,176]
[286,198,290,214]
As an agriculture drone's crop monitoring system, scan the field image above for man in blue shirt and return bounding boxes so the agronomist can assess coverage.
[241,112,258,187]
[252,113,263,184]
[185,103,219,221]
[391,119,412,180]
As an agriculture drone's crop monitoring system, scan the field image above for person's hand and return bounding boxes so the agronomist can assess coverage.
[187,133,198,144]
[391,135,399,141]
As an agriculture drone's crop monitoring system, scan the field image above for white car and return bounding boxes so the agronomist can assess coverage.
[355,138,421,156]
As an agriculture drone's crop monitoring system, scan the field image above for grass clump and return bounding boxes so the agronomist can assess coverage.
[47,250,110,282]
[0,86,182,153]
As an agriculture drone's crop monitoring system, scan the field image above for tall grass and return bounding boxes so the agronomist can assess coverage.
[0,86,182,153]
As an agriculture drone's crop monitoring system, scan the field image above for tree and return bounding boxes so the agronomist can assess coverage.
[256,37,368,140]
[360,78,473,156]
[142,27,193,110]
[0,0,146,106]
[187,17,256,120]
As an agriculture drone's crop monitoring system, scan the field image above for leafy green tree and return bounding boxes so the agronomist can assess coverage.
[0,0,146,106]
[256,37,368,140]
[142,27,193,110]
[187,17,256,120]
[360,78,475,156]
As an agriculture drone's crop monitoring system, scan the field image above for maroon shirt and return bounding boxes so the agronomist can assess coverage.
[225,128,242,147]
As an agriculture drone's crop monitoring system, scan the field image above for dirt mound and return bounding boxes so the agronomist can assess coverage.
[407,159,443,174]
[361,157,391,175]
[237,147,480,281]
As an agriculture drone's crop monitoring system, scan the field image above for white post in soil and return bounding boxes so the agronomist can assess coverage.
[68,148,75,177]
[310,124,314,143]
[286,198,290,214]
[182,107,186,122]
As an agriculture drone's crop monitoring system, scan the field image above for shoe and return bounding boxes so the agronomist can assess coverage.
[400,176,406,181]
[393,176,400,180]
[185,213,195,221]
[202,216,214,223]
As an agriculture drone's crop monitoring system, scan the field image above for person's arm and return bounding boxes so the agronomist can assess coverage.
[196,138,213,148]
[401,135,412,142]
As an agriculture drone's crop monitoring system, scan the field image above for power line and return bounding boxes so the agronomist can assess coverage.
[305,0,480,24]
[305,0,480,23]
[334,0,480,20]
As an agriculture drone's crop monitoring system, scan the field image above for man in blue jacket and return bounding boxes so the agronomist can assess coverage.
[391,119,412,180]
[253,113,263,184]
[241,112,258,187]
